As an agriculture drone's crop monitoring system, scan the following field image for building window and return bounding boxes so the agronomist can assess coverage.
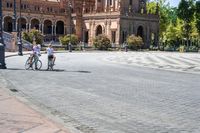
[110,0,112,5]
[129,0,132,5]
[112,31,116,43]
[122,31,127,43]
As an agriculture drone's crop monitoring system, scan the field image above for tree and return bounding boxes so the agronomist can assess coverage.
[126,35,144,50]
[196,1,200,35]
[177,0,195,48]
[93,35,111,50]
[168,7,178,25]
[147,0,171,42]
[59,34,79,46]
[22,29,43,44]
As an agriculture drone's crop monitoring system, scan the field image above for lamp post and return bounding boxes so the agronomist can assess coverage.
[13,0,17,32]
[68,1,72,52]
[0,0,6,69]
[18,0,23,56]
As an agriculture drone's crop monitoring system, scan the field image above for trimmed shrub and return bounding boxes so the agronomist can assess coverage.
[188,45,198,52]
[59,34,79,46]
[93,34,111,50]
[22,29,43,44]
[126,35,144,50]
[178,45,186,52]
[164,45,174,51]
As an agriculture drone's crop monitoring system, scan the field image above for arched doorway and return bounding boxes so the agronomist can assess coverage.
[56,21,64,35]
[85,31,89,43]
[137,26,144,39]
[31,19,39,30]
[4,16,13,32]
[96,25,103,36]
[44,20,52,34]
[17,17,27,31]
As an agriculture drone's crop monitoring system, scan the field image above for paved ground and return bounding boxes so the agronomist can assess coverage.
[1,51,200,133]
[104,52,200,74]
[0,77,70,133]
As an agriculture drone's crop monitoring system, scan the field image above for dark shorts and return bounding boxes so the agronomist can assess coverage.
[48,55,54,59]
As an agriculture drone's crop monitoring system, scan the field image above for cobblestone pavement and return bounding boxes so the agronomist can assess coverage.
[104,52,200,74]
[0,77,70,133]
[1,52,200,133]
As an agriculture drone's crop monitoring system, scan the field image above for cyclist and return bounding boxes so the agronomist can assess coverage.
[29,44,41,69]
[46,44,56,68]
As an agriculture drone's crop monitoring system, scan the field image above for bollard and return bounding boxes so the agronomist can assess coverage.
[68,42,72,52]
[0,43,6,69]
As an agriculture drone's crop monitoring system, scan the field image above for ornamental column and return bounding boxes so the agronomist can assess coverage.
[54,25,57,35]
[51,25,54,36]
[26,23,28,32]
[105,0,108,12]
[42,24,44,34]
[29,23,31,31]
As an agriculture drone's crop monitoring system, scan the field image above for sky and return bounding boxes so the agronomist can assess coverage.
[149,0,180,7]
[168,0,180,7]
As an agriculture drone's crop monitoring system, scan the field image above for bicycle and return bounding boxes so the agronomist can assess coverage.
[25,54,42,70]
[47,57,54,71]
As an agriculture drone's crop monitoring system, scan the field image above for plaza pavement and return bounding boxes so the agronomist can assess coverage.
[104,51,200,74]
[0,52,71,133]
[0,87,70,133]
[1,51,200,133]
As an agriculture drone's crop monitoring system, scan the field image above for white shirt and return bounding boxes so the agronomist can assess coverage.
[33,45,40,55]
[46,47,54,56]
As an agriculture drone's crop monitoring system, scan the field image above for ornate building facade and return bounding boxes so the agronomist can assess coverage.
[2,0,159,48]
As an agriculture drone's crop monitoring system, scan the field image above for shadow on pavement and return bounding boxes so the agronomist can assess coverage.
[4,68,91,74]
[6,68,25,71]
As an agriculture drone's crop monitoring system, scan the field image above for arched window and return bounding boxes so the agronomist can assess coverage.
[96,25,103,36]
[137,26,143,39]
[129,0,132,5]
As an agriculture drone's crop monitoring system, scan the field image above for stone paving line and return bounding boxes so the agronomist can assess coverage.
[0,87,71,133]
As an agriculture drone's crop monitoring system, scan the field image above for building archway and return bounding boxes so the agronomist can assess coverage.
[137,26,144,39]
[56,21,64,35]
[4,16,13,32]
[96,25,103,36]
[31,18,39,30]
[44,20,52,34]
[17,17,27,31]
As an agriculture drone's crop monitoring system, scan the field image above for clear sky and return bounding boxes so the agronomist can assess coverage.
[168,0,180,7]
[150,0,180,7]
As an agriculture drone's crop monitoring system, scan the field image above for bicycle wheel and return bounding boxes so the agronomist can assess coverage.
[25,58,31,70]
[32,60,42,70]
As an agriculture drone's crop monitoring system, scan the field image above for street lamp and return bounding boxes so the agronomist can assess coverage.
[0,0,6,69]
[68,1,72,52]
[18,0,23,56]
[13,0,17,32]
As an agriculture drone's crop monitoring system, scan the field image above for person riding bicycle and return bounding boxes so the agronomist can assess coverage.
[46,44,56,68]
[29,44,41,69]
